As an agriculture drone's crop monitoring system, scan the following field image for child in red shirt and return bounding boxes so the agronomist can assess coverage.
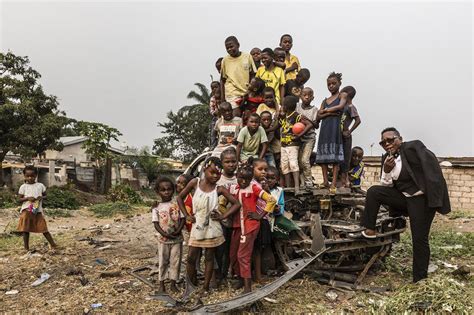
[176,174,193,233]
[229,164,275,293]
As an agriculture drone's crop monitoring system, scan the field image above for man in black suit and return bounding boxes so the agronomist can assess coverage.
[359,127,451,282]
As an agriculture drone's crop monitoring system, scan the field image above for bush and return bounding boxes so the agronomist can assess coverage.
[108,184,142,204]
[375,273,471,313]
[44,208,73,218]
[43,186,80,210]
[0,188,18,208]
[89,202,133,218]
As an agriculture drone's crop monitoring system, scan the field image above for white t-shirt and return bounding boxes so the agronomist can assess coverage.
[151,201,184,244]
[18,182,46,213]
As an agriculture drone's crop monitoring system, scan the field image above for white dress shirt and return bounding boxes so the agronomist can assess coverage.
[380,154,423,197]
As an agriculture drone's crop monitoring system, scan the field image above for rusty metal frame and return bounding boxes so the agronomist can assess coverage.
[190,248,327,313]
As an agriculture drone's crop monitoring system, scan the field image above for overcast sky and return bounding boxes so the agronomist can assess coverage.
[1,1,472,157]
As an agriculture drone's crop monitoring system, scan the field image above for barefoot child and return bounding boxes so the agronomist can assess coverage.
[177,157,240,292]
[315,72,348,194]
[278,95,311,193]
[215,148,239,283]
[297,87,319,188]
[250,158,274,282]
[17,165,57,252]
[229,162,275,292]
[152,177,185,293]
[340,86,362,187]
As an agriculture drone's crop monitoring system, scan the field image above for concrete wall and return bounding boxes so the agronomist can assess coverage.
[311,164,474,210]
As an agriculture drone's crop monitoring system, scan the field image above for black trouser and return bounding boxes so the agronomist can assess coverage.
[362,185,436,282]
[215,225,233,280]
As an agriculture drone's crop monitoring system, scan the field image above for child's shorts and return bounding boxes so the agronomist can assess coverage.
[17,211,48,233]
[226,95,242,110]
[264,152,276,167]
[280,146,299,175]
[254,219,272,249]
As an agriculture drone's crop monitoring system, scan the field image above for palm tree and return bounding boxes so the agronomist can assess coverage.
[181,83,210,113]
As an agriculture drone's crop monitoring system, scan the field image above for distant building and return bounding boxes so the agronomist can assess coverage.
[43,136,125,164]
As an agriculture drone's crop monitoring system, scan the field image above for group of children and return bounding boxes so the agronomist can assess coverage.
[12,33,368,298]
[153,149,293,294]
[148,33,369,295]
[210,34,364,194]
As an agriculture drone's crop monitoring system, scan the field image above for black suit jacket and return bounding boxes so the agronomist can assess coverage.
[382,140,451,214]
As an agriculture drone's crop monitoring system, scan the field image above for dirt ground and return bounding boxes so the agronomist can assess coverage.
[0,207,473,313]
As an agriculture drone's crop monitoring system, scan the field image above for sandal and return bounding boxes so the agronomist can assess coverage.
[329,187,337,195]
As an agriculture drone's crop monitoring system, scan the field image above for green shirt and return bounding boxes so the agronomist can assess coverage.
[237,126,268,161]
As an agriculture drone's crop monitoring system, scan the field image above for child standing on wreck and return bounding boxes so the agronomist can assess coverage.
[17,165,57,252]
[316,72,347,194]
[177,157,240,292]
[152,177,185,293]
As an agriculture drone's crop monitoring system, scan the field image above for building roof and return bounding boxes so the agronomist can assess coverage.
[59,136,89,146]
[59,136,125,155]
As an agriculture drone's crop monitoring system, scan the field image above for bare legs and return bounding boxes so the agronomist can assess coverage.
[187,246,215,291]
[22,232,56,251]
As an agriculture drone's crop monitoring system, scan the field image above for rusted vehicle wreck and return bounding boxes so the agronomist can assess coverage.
[129,152,406,312]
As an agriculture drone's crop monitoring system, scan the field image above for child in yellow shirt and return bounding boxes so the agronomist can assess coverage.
[280,34,301,80]
[256,48,286,105]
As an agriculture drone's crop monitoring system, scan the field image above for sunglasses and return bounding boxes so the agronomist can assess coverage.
[379,136,399,147]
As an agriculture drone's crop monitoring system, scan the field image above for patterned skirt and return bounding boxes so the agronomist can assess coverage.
[315,115,344,164]
[188,235,225,248]
[17,211,48,233]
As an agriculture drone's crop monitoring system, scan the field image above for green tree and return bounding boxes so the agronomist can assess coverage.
[153,83,211,162]
[0,51,68,185]
[75,121,122,165]
[75,121,122,193]
[116,147,171,183]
